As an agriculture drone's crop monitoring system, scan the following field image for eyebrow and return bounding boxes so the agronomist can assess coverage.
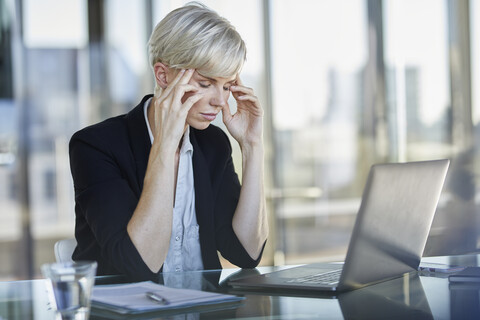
[197,73,236,84]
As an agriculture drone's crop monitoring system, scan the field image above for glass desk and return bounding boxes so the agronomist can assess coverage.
[1,254,479,319]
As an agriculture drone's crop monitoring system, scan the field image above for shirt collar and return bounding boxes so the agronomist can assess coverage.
[179,126,193,154]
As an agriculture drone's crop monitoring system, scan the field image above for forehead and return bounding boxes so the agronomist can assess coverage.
[195,71,236,83]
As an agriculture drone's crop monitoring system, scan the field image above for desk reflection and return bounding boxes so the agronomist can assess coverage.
[2,257,480,319]
[227,270,433,319]
[159,268,272,319]
[339,273,433,319]
[91,269,273,320]
[450,282,480,320]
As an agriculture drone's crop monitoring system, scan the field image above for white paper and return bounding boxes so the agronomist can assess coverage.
[92,281,243,314]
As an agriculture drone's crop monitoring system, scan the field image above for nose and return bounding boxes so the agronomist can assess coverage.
[210,87,227,108]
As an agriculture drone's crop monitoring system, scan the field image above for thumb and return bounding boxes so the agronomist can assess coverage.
[222,103,233,124]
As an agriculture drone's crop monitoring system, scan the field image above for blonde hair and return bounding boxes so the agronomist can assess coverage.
[148,2,246,89]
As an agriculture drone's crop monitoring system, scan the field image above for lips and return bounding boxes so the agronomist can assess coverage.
[201,113,217,121]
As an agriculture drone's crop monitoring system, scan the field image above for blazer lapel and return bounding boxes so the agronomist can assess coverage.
[125,95,153,193]
[190,129,219,268]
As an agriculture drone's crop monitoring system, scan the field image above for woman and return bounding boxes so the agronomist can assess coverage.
[69,2,268,280]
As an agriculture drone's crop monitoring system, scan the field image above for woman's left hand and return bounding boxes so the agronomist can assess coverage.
[223,77,268,260]
[222,77,263,148]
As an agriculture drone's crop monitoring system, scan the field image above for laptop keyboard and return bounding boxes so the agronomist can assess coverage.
[286,269,342,286]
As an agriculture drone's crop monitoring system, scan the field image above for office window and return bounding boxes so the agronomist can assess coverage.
[23,0,87,48]
[269,0,369,264]
[384,0,479,256]
[383,0,450,161]
[1,0,479,280]
[473,0,480,124]
[0,0,22,280]
[105,0,149,112]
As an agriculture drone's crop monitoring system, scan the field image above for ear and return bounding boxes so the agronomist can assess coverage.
[153,62,169,89]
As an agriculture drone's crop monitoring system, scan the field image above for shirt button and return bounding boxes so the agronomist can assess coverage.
[175,267,180,272]
[175,236,180,241]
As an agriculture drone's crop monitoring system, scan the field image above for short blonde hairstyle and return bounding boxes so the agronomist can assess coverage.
[148,2,246,82]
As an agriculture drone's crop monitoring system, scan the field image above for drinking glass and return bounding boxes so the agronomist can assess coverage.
[42,261,97,320]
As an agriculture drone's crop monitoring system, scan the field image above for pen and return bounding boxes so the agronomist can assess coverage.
[145,291,170,305]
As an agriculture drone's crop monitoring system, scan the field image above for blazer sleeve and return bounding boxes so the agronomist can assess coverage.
[70,127,157,280]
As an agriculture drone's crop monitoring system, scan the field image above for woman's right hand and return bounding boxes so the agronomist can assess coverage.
[152,68,203,150]
[128,68,202,273]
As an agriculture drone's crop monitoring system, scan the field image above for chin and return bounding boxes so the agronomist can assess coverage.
[189,121,211,131]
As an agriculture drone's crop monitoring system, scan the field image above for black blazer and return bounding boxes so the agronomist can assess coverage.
[69,95,263,280]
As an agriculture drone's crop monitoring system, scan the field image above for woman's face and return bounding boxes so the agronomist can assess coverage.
[183,71,237,130]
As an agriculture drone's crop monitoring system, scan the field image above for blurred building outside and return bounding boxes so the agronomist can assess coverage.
[0,0,479,280]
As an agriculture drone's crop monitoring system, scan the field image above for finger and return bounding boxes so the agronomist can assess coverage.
[162,69,186,98]
[230,85,254,97]
[166,69,195,102]
[221,103,233,123]
[230,76,255,98]
[232,90,255,106]
[236,96,260,109]
[174,83,198,95]
[236,93,258,101]
[156,83,198,113]
[173,84,200,104]
[178,68,195,85]
[233,77,257,95]
[181,92,205,112]
[236,96,263,115]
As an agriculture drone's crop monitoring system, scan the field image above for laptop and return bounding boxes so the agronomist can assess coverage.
[230,159,450,292]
